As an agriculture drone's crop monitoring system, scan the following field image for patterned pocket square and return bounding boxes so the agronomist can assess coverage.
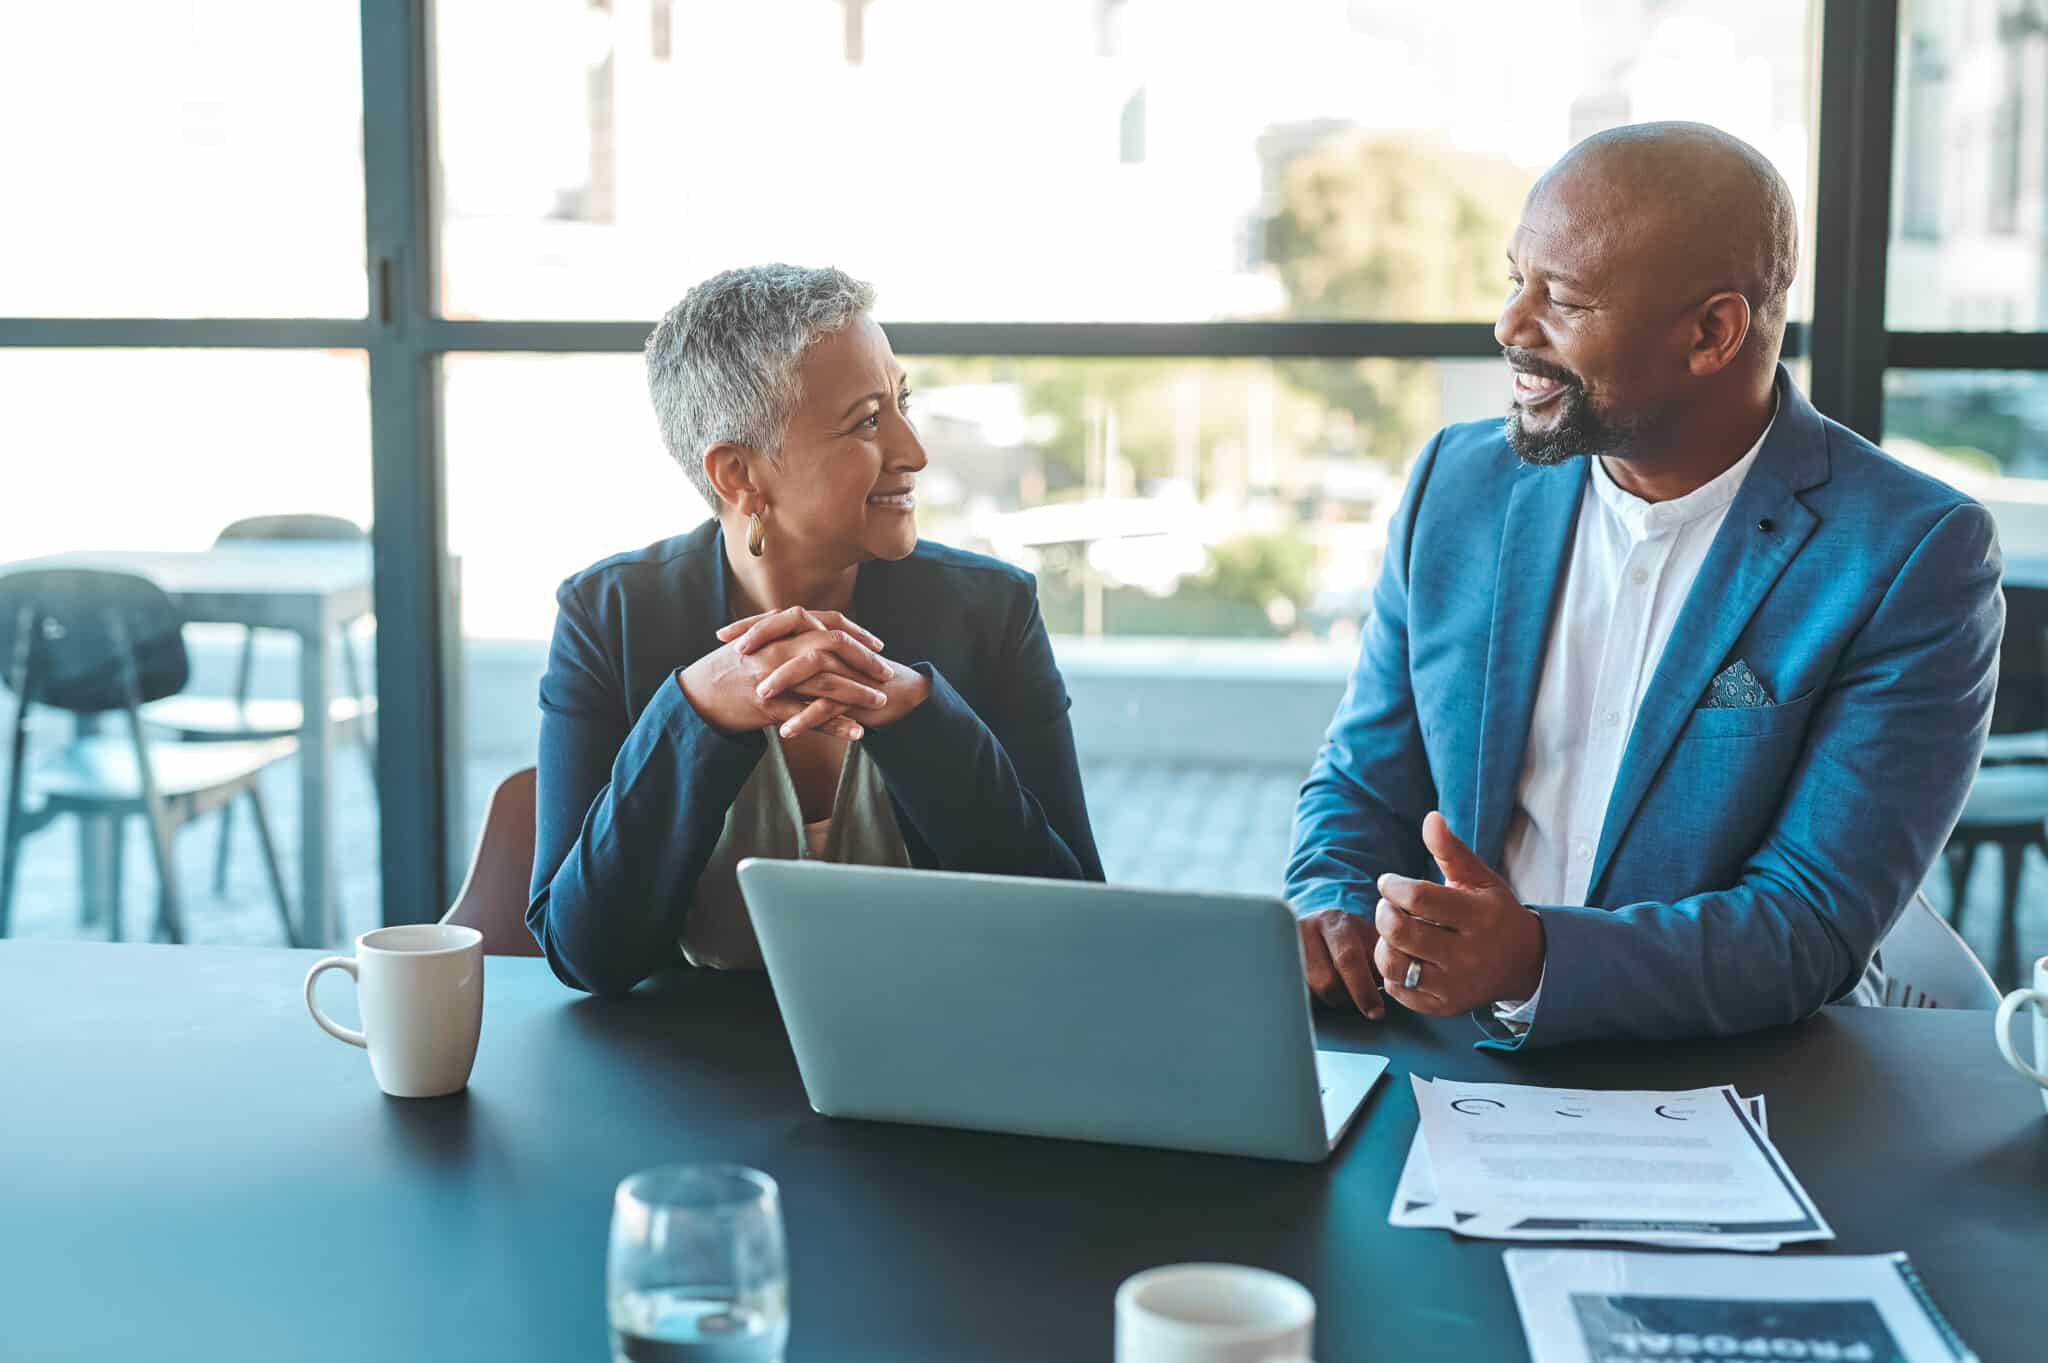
[1703,659,1774,709]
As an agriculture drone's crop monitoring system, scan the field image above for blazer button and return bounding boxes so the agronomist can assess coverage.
[1757,517,1775,533]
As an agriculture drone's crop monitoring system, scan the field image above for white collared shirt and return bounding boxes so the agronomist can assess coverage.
[1494,409,1775,1025]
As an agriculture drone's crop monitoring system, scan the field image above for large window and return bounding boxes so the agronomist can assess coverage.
[15,0,2037,937]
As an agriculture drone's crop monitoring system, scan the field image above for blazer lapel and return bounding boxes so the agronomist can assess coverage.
[1473,460,1587,866]
[1584,372,1830,901]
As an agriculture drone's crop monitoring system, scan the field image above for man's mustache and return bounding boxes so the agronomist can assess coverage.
[1502,348,1581,389]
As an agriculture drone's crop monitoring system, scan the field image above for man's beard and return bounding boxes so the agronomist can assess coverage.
[1501,352,1642,466]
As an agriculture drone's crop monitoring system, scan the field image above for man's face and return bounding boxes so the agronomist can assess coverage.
[1494,173,1689,465]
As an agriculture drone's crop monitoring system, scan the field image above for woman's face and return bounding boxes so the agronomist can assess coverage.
[752,315,926,568]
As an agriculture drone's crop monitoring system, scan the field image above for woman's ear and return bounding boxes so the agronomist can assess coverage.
[702,441,765,515]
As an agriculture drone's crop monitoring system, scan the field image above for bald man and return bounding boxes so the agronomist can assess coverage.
[1286,122,2003,1048]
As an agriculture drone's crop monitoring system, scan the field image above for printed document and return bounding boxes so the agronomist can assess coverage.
[1504,1249,1978,1363]
[1402,1078,1831,1248]
[1392,1093,1777,1249]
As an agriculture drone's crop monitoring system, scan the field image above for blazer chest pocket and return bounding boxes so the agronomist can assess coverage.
[1678,686,1820,742]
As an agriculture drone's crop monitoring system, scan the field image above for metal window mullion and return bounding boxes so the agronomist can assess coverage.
[1886,331,2048,370]
[0,316,1812,362]
[0,319,372,349]
[412,318,1809,361]
[1810,0,1900,439]
[361,0,458,926]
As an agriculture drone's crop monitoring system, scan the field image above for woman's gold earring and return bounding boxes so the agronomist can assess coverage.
[746,511,767,558]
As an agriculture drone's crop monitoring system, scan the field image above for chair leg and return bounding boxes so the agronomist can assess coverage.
[106,814,127,943]
[213,798,235,896]
[112,688,185,945]
[245,786,299,948]
[1945,842,1980,928]
[1,612,38,939]
[1,692,34,939]
[1996,838,2027,992]
[75,813,122,937]
[141,805,183,945]
[0,805,23,940]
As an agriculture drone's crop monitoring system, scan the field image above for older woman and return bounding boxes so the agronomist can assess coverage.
[528,265,1103,995]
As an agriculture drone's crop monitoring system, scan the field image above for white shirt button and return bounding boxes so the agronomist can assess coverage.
[1604,709,1620,726]
[1574,841,1592,861]
[1630,568,1650,586]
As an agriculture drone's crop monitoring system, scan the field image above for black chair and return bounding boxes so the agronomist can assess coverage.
[1944,582,2048,989]
[0,569,298,944]
[141,514,377,893]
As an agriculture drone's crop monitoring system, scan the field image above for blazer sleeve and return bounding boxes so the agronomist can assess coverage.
[1283,431,1444,916]
[858,578,1104,882]
[1485,502,2003,1050]
[526,578,766,997]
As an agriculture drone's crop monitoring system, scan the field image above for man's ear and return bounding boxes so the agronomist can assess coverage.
[1687,291,1752,378]
[702,441,765,514]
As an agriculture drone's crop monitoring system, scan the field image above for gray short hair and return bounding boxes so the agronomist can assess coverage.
[645,264,878,507]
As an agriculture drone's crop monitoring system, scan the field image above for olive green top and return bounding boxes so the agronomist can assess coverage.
[681,729,912,970]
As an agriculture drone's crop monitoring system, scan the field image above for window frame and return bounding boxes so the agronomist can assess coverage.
[0,0,2037,928]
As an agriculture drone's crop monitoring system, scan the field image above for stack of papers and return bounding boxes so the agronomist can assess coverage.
[1505,1249,1979,1363]
[1391,1078,1832,1251]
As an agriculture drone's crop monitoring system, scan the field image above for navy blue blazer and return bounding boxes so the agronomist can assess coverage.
[528,521,1104,995]
[1287,369,2002,1048]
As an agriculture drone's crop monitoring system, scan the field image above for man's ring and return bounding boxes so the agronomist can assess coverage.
[1403,959,1423,990]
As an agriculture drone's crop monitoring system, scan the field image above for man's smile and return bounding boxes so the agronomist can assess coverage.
[1511,368,1573,409]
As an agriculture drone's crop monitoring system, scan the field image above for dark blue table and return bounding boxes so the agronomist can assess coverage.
[2,941,2042,1361]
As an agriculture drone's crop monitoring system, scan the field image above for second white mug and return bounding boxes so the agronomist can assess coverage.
[1995,952,2048,1118]
[305,923,484,1098]
[1116,1263,1315,1363]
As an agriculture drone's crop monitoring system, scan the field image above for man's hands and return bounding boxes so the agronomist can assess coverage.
[678,606,930,741]
[1302,811,1547,1020]
[1298,907,1386,1020]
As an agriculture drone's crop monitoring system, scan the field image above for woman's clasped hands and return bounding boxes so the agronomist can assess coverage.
[679,605,930,742]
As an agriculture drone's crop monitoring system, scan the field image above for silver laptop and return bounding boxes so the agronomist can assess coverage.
[735,859,1386,1163]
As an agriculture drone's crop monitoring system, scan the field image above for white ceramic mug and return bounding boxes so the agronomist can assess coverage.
[1995,953,2048,1117]
[305,924,484,1098]
[1115,1263,1315,1363]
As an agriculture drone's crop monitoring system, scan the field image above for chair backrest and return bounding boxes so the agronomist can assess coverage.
[216,514,366,544]
[0,569,189,713]
[214,516,370,701]
[1990,583,2048,737]
[441,766,542,957]
[1877,892,2000,1010]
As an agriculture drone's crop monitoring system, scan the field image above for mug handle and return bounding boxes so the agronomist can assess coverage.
[1994,988,2048,1087]
[305,957,367,1048]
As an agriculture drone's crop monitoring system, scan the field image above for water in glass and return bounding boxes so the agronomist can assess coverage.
[609,1284,789,1363]
[608,1165,789,1363]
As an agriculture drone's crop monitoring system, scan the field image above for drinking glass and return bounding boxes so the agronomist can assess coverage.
[607,1164,790,1363]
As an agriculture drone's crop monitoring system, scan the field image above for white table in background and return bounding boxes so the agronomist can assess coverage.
[4,543,374,946]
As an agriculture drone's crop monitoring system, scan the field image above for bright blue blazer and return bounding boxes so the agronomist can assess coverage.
[529,521,1104,996]
[1286,369,2003,1049]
